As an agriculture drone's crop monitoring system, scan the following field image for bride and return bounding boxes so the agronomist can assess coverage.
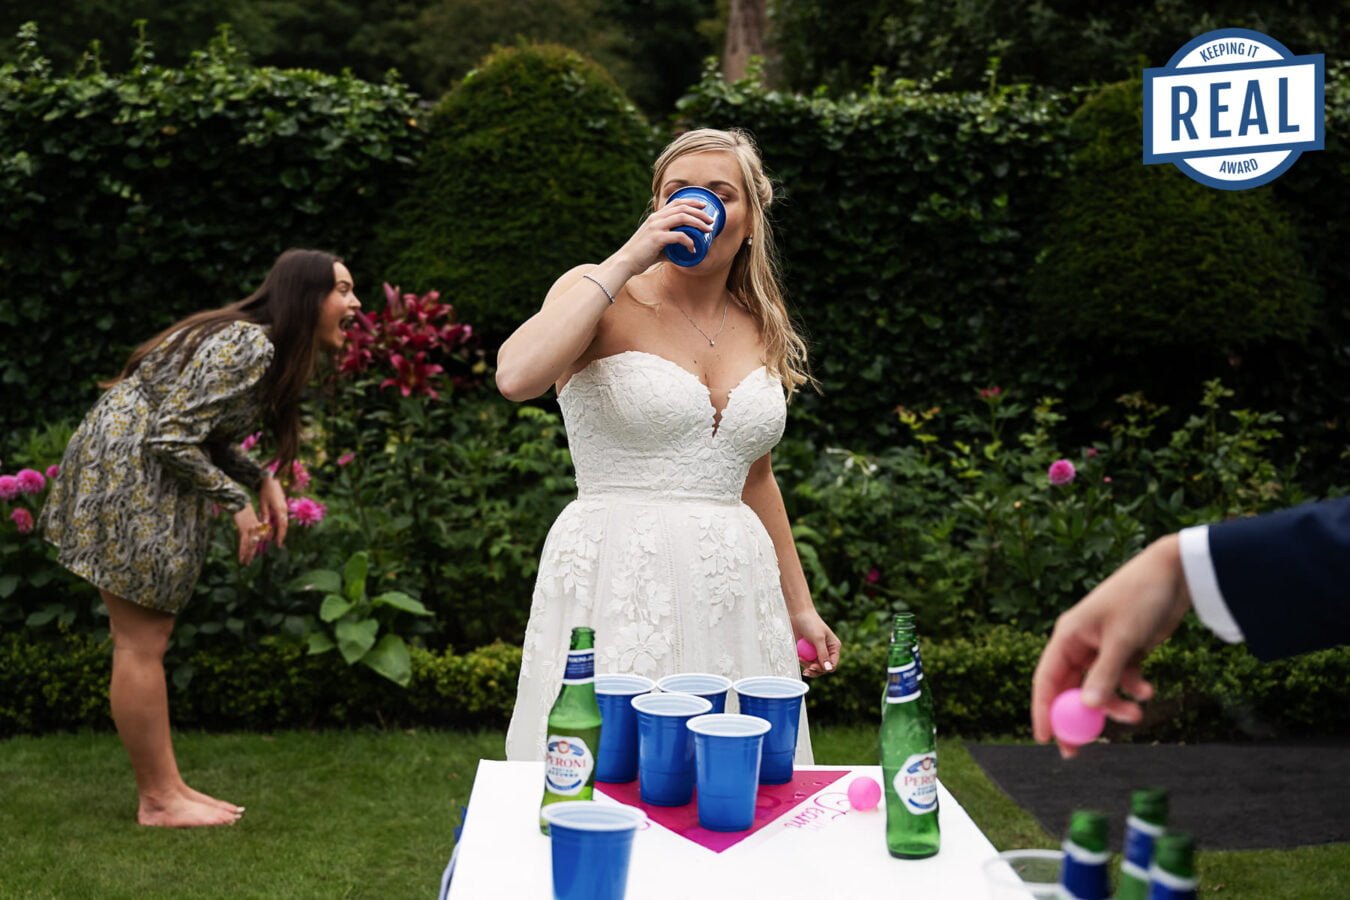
[496,128,841,762]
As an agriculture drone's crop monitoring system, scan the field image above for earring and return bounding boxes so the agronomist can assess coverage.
[746,236,754,247]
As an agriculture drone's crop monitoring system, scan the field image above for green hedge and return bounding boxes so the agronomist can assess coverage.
[1026,79,1318,414]
[677,67,1074,445]
[7,627,1348,742]
[0,25,423,431]
[372,44,657,343]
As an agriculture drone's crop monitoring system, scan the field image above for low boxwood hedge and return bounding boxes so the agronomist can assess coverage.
[4,626,1347,742]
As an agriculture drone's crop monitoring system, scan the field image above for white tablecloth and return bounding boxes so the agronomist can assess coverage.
[446,760,1005,899]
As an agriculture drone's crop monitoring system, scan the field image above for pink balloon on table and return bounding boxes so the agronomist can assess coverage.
[1049,688,1106,746]
[846,776,881,811]
[796,638,818,662]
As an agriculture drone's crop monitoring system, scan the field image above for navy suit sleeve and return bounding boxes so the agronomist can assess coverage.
[1208,498,1350,661]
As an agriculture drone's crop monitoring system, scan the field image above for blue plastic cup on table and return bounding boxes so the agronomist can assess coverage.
[631,692,712,806]
[541,801,646,900]
[686,713,772,832]
[732,676,810,785]
[595,674,655,784]
[656,673,732,715]
[663,186,726,268]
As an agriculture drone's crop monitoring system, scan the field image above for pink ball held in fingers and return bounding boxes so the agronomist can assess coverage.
[796,637,818,662]
[1050,688,1106,746]
[846,776,881,811]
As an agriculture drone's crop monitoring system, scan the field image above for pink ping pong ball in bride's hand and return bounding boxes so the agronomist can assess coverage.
[1050,688,1106,746]
[796,638,817,662]
[847,776,881,811]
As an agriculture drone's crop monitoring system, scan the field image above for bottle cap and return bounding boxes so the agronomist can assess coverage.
[1067,809,1109,853]
[1153,831,1196,878]
[1130,787,1169,825]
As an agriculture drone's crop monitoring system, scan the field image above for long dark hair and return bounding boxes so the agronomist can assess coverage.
[105,248,340,471]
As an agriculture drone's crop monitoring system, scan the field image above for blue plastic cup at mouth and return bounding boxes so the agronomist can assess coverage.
[663,186,726,268]
[595,674,656,784]
[541,802,646,900]
[687,714,772,832]
[732,676,809,785]
[656,673,731,715]
[631,692,713,806]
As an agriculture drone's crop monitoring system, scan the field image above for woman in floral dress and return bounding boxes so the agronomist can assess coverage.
[41,249,361,827]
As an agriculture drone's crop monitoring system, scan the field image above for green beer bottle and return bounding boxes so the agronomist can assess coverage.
[539,626,603,834]
[1059,809,1111,899]
[1148,832,1198,900]
[1117,788,1169,899]
[892,613,935,736]
[880,632,939,858]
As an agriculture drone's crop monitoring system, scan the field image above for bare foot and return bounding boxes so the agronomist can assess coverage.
[181,784,244,815]
[138,793,242,828]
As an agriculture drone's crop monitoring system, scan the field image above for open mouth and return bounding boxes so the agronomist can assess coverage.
[340,315,357,330]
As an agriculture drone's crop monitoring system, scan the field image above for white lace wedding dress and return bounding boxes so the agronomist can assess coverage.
[504,350,813,763]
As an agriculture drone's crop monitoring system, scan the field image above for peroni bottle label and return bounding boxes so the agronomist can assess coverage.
[561,649,595,685]
[544,735,595,795]
[885,663,920,704]
[893,752,938,815]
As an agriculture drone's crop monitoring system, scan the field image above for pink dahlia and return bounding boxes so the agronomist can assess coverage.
[15,468,45,494]
[10,507,34,533]
[46,464,60,479]
[0,475,19,501]
[1047,459,1077,486]
[336,451,356,468]
[287,497,327,527]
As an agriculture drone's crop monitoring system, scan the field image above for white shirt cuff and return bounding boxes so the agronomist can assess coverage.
[1178,525,1245,644]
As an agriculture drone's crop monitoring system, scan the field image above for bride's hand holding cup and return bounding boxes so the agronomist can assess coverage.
[614,193,717,274]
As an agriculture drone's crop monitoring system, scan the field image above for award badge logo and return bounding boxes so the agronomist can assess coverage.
[1143,28,1324,190]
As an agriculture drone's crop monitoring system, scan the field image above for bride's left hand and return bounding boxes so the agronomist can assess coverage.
[792,609,841,677]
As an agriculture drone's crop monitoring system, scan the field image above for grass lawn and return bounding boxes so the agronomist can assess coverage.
[1,727,1345,898]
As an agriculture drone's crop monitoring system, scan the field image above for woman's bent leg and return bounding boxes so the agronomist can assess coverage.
[103,591,242,827]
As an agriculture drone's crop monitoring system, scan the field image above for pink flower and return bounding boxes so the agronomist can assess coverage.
[978,386,1003,400]
[865,567,881,584]
[10,507,33,533]
[240,432,262,452]
[15,468,45,494]
[336,451,356,468]
[46,464,60,479]
[0,475,18,501]
[1103,476,1113,484]
[1085,447,1098,458]
[1047,459,1077,486]
[287,497,327,527]
[291,460,311,490]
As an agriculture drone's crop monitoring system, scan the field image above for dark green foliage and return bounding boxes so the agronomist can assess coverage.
[1257,61,1350,489]
[769,0,1349,94]
[372,44,656,343]
[678,67,1074,445]
[0,25,423,431]
[1028,79,1317,351]
[598,0,721,113]
[1025,79,1320,416]
[7,629,1348,740]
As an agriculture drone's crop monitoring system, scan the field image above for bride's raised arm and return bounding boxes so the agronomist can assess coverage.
[494,196,714,401]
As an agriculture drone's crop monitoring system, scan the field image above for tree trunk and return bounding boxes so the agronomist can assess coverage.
[722,0,766,81]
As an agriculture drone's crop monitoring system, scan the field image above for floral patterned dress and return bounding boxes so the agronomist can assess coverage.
[40,321,272,614]
[504,350,812,763]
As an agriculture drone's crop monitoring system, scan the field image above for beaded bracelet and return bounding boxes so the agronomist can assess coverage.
[582,273,615,305]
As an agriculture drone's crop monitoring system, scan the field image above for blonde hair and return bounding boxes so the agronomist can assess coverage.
[650,128,812,398]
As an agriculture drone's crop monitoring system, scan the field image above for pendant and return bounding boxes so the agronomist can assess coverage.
[709,340,716,347]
